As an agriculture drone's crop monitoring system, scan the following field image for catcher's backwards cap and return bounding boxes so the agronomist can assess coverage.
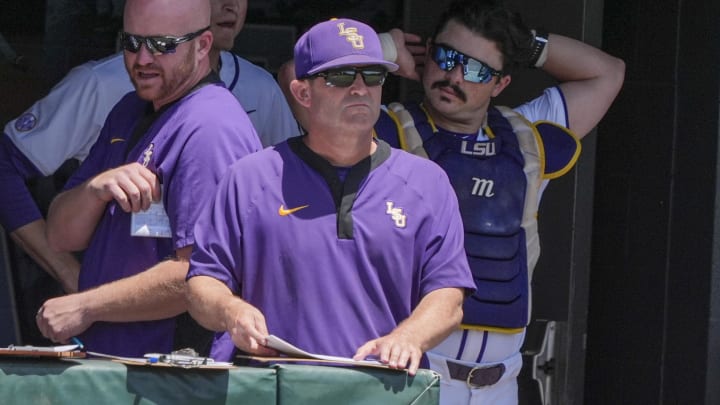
[294,18,399,78]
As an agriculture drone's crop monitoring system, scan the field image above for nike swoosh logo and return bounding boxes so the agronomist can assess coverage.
[278,204,309,216]
[110,138,126,144]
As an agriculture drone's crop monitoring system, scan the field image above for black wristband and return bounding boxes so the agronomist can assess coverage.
[528,29,549,68]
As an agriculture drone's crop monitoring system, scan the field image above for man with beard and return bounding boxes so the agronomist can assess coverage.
[35,0,262,357]
[0,0,298,345]
[371,1,624,403]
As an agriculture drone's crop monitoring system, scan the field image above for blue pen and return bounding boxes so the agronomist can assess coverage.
[71,337,85,350]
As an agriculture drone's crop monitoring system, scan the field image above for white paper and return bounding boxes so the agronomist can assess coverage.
[265,335,382,366]
[7,344,79,352]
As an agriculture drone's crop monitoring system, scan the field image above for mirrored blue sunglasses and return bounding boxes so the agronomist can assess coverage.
[431,43,503,84]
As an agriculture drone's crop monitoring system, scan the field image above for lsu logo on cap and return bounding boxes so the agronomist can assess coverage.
[337,22,364,49]
[14,112,38,132]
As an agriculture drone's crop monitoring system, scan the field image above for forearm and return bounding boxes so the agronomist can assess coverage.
[540,34,613,80]
[46,180,107,252]
[187,275,273,355]
[187,275,243,332]
[0,138,81,292]
[37,247,193,342]
[392,287,465,352]
[10,220,80,293]
[82,257,189,323]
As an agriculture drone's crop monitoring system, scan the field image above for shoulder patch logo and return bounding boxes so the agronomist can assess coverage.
[278,204,309,216]
[14,113,37,132]
[385,201,407,228]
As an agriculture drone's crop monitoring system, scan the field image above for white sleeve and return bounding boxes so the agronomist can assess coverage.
[513,86,571,204]
[3,57,131,175]
[253,82,302,147]
[225,54,302,148]
[514,86,569,128]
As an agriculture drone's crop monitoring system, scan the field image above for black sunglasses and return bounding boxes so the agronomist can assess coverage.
[119,26,210,55]
[431,43,503,84]
[311,66,388,88]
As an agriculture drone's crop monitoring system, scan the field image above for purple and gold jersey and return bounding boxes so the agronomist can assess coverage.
[188,137,474,359]
[68,83,261,356]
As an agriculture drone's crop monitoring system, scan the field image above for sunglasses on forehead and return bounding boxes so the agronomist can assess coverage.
[119,26,210,55]
[431,43,503,84]
[311,66,388,88]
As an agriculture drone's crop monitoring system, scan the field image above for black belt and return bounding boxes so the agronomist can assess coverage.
[446,360,505,388]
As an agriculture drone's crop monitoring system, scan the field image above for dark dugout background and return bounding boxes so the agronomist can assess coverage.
[1,1,719,403]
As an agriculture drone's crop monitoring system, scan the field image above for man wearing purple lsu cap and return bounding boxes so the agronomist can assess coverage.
[186,17,475,376]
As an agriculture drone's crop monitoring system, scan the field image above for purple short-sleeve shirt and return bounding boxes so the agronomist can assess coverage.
[69,83,261,356]
[188,138,474,360]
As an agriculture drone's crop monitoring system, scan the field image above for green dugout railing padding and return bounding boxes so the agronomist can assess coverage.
[0,359,440,404]
[0,358,277,405]
[275,364,440,405]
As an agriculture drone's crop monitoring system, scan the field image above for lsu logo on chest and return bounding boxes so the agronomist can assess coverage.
[456,141,497,198]
[460,140,496,157]
[385,201,407,229]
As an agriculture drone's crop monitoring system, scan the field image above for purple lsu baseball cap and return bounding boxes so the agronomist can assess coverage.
[294,18,399,78]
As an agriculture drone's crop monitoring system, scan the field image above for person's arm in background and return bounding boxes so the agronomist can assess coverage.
[10,223,79,294]
[538,33,625,139]
[0,135,80,293]
[0,54,131,292]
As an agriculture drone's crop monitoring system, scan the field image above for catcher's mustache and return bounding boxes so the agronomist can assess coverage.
[431,80,466,102]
